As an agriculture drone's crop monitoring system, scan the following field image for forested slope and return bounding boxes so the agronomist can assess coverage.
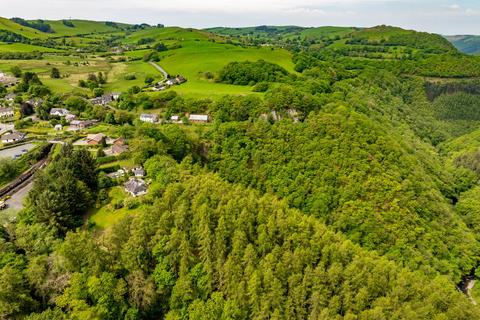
[7,159,480,319]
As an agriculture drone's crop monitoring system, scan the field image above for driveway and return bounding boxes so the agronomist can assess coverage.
[149,61,169,79]
[0,143,36,159]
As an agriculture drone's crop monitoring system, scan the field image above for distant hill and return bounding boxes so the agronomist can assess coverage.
[445,35,480,55]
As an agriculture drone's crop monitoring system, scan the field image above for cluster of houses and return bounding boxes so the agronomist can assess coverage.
[139,113,210,124]
[106,166,147,197]
[49,108,100,131]
[153,75,186,91]
[90,93,120,106]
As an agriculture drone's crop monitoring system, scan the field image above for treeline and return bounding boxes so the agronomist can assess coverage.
[10,17,53,33]
[425,80,480,101]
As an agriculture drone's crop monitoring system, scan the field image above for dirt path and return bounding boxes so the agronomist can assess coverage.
[149,61,169,79]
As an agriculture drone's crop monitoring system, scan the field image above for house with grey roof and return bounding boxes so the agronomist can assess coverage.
[124,178,147,197]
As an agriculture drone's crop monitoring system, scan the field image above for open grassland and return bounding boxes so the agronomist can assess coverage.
[105,60,161,92]
[157,40,296,98]
[45,20,123,36]
[0,43,62,52]
[124,27,217,44]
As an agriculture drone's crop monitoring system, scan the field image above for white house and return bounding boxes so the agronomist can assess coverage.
[1,132,25,144]
[140,113,158,123]
[0,108,14,118]
[54,124,63,131]
[170,115,180,122]
[50,108,71,117]
[189,114,209,123]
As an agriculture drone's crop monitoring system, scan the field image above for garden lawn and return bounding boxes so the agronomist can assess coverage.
[88,186,143,229]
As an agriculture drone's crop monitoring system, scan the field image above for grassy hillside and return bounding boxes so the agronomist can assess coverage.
[157,40,296,97]
[44,19,125,36]
[0,17,48,39]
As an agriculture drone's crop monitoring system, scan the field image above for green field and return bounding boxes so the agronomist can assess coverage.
[0,43,61,52]
[45,19,124,36]
[0,17,49,39]
[88,186,144,229]
[156,40,296,97]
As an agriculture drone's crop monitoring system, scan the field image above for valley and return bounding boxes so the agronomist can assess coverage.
[1,16,480,319]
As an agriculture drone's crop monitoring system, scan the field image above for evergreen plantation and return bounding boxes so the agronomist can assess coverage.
[2,17,480,319]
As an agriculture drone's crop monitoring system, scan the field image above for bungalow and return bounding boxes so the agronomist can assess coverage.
[1,132,25,144]
[132,167,145,177]
[0,108,14,118]
[86,133,106,145]
[170,115,180,122]
[69,119,97,130]
[124,178,147,197]
[50,108,71,117]
[105,144,128,156]
[140,113,158,123]
[189,114,209,123]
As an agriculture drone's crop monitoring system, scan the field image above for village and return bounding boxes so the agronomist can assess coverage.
[0,70,209,212]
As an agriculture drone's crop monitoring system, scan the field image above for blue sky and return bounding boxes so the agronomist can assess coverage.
[0,0,479,35]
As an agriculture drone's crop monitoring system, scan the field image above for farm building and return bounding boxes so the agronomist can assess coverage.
[189,114,209,123]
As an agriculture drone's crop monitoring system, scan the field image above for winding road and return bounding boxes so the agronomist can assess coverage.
[149,61,169,79]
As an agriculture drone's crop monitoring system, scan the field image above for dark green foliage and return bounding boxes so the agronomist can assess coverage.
[137,37,155,45]
[0,30,29,43]
[218,60,289,85]
[11,18,53,33]
[50,67,60,79]
[25,144,97,233]
[62,19,74,28]
[154,42,167,52]
[17,171,480,319]
[10,65,22,78]
[434,93,480,120]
